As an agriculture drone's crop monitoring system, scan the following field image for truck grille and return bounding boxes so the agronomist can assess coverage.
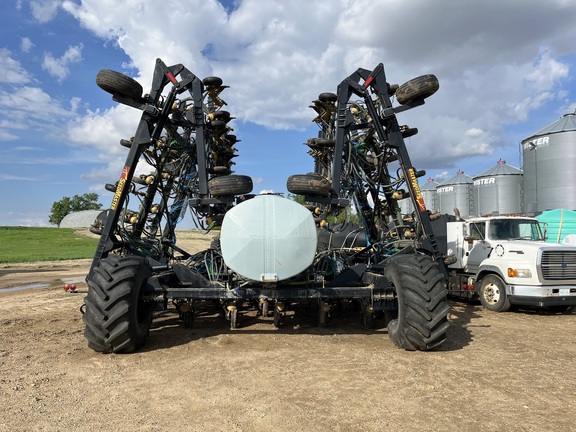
[541,251,576,280]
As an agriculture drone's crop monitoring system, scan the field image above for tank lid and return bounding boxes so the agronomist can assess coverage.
[440,170,473,185]
[523,111,576,140]
[474,159,522,178]
[421,177,439,190]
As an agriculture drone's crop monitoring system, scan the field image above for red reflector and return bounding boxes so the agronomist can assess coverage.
[167,72,177,84]
[363,76,374,87]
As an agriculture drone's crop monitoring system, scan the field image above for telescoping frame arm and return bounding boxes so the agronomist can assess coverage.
[331,63,445,272]
[89,59,207,273]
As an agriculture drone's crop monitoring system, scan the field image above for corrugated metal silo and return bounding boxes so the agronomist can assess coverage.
[522,112,576,212]
[398,197,414,215]
[421,177,439,212]
[398,178,438,215]
[473,159,522,215]
[437,170,474,217]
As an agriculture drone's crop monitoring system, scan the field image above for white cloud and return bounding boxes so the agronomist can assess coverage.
[465,128,484,138]
[58,0,576,179]
[20,37,34,53]
[0,173,38,181]
[42,44,84,82]
[0,86,78,141]
[0,210,50,227]
[0,49,32,84]
[30,0,60,23]
[0,129,20,141]
[526,50,569,89]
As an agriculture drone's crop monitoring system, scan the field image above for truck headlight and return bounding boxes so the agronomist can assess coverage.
[508,268,532,278]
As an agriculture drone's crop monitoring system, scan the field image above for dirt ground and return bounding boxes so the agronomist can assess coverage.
[1,231,575,431]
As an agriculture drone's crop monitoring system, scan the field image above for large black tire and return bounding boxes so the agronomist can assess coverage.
[286,173,331,197]
[318,92,337,103]
[211,110,231,120]
[203,76,223,88]
[395,74,439,105]
[209,174,253,196]
[478,274,511,312]
[96,69,143,101]
[83,255,153,353]
[384,254,449,351]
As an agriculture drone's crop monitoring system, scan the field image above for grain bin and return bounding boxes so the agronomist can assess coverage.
[398,197,414,215]
[437,170,474,217]
[522,112,576,212]
[421,177,439,212]
[473,159,522,216]
[398,178,437,215]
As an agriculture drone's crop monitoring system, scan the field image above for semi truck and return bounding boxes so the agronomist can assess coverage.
[441,214,576,312]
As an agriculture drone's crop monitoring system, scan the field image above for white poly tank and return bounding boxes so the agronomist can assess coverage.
[220,195,317,282]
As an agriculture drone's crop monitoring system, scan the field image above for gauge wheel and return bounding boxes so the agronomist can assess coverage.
[286,173,331,197]
[183,311,195,329]
[96,69,143,101]
[208,174,253,196]
[395,74,439,105]
[203,76,223,88]
[479,274,511,312]
[229,308,238,329]
[273,308,282,328]
[318,92,337,103]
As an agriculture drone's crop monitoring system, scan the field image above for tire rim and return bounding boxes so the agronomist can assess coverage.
[483,282,501,305]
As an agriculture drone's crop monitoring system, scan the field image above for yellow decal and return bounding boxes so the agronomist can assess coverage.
[110,166,130,210]
[408,168,426,212]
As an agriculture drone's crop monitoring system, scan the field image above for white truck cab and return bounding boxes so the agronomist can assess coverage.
[445,216,576,312]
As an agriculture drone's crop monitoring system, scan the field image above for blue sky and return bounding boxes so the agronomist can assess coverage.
[1,0,576,227]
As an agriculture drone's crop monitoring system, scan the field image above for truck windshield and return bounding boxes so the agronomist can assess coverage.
[488,219,544,241]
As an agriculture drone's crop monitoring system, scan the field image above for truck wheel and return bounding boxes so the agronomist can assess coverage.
[208,174,253,196]
[478,274,510,312]
[83,255,153,353]
[96,69,143,101]
[395,74,439,105]
[384,254,449,351]
[286,174,331,197]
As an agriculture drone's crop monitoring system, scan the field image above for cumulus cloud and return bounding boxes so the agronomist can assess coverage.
[20,37,34,53]
[57,0,576,178]
[42,44,84,82]
[0,85,78,142]
[0,129,19,141]
[0,49,32,84]
[0,173,38,181]
[30,0,60,23]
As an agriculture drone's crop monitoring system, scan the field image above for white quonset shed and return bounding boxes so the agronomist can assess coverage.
[59,210,104,228]
[522,112,576,212]
[437,170,474,217]
[473,159,523,216]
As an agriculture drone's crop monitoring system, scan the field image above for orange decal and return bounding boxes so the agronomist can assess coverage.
[110,166,130,210]
[408,168,426,212]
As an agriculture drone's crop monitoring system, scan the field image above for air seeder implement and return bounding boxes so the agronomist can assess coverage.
[83,58,450,353]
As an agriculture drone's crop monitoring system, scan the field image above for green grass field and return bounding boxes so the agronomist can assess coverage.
[0,227,99,263]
